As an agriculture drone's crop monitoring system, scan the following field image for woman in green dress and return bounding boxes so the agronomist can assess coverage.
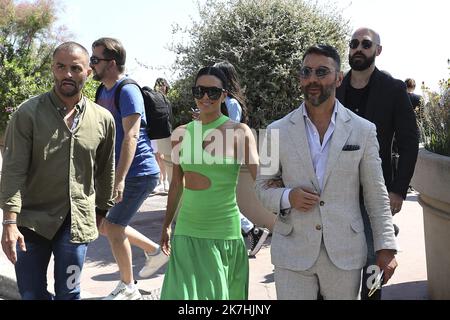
[160,66,259,299]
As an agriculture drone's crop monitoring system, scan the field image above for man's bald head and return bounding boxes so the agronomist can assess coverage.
[53,42,90,61]
[352,28,381,45]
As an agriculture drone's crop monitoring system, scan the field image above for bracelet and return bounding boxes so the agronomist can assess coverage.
[2,220,17,226]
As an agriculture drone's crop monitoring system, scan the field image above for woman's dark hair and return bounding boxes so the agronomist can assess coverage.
[194,66,230,116]
[213,61,248,124]
[154,77,170,95]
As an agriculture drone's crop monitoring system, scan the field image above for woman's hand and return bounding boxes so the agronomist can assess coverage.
[160,224,172,256]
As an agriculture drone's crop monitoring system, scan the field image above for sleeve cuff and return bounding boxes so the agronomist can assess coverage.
[281,188,292,210]
[0,205,21,215]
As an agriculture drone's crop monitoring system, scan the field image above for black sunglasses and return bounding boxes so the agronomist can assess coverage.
[192,86,225,100]
[349,39,374,50]
[299,66,333,79]
[90,56,114,65]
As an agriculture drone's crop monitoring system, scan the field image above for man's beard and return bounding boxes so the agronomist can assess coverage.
[56,79,81,97]
[93,72,102,81]
[303,82,334,107]
[92,67,104,81]
[349,51,376,71]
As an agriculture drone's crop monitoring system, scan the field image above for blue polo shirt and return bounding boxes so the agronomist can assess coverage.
[96,77,159,177]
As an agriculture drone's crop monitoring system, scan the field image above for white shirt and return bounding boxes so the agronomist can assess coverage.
[281,102,338,209]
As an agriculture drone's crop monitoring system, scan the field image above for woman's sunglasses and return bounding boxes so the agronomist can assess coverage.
[192,86,226,100]
[349,39,374,50]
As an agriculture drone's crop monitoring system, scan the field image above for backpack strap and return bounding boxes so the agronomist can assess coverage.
[94,83,105,103]
[113,78,141,112]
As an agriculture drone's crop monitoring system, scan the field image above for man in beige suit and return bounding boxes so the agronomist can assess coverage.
[255,45,398,300]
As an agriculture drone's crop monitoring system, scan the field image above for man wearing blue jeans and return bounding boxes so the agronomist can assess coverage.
[92,37,166,300]
[0,42,116,300]
[15,217,88,300]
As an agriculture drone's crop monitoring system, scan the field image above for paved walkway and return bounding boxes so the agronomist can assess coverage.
[0,149,429,300]
[0,190,428,300]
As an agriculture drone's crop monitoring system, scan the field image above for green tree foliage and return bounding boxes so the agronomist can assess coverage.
[419,60,450,156]
[83,78,100,101]
[0,0,65,133]
[170,0,350,128]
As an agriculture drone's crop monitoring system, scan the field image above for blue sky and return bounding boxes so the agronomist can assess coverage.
[57,0,449,92]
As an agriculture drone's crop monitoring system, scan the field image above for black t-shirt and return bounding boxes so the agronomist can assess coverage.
[344,85,370,117]
[408,92,422,109]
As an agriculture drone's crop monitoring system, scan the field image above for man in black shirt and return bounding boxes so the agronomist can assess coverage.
[405,78,423,121]
[336,27,419,300]
[405,78,422,108]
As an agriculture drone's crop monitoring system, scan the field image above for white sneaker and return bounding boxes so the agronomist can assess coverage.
[138,249,169,278]
[103,281,142,300]
[150,183,160,195]
[163,180,170,192]
[153,183,167,195]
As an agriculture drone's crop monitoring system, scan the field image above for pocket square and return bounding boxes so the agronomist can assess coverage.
[342,144,360,151]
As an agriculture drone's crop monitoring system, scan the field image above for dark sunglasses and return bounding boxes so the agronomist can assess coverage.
[299,66,333,79]
[192,86,226,100]
[349,39,374,50]
[90,56,114,65]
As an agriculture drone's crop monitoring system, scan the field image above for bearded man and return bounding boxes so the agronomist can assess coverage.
[336,27,419,300]
[0,42,116,300]
[255,44,398,300]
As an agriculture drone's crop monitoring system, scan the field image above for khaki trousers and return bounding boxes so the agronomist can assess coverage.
[274,242,362,300]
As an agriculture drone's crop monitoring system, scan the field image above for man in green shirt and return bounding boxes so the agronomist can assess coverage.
[0,42,116,300]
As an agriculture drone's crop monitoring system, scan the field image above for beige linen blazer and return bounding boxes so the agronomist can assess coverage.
[255,101,397,271]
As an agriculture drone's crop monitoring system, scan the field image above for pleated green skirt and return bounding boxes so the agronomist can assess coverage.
[160,235,249,300]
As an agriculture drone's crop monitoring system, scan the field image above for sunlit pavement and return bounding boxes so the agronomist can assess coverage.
[0,148,428,300]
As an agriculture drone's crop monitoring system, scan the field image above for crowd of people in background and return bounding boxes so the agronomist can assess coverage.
[1,26,421,300]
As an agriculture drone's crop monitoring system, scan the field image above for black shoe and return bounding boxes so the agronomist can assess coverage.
[248,226,269,257]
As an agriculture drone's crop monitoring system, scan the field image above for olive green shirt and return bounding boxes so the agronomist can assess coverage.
[0,90,116,243]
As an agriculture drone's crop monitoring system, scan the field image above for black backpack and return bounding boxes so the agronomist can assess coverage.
[95,78,173,140]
